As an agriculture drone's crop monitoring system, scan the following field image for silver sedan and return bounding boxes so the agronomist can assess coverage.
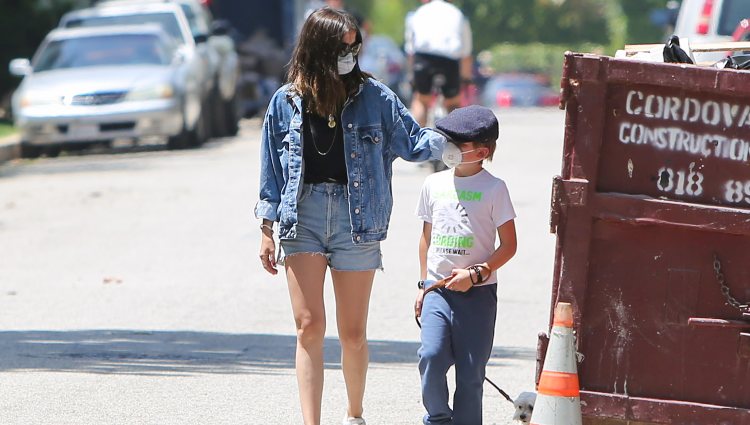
[10,25,205,157]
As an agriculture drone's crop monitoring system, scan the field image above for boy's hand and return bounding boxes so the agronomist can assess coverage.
[414,289,425,317]
[446,269,473,292]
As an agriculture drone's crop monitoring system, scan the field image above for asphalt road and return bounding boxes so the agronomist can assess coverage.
[0,107,565,425]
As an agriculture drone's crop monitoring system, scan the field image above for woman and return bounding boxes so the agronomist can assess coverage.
[255,7,445,425]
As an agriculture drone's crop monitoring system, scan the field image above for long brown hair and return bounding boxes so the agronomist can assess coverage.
[287,7,369,117]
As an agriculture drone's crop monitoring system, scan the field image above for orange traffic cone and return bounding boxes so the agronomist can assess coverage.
[530,302,582,425]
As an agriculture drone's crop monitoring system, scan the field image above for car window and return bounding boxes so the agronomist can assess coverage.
[179,4,207,36]
[65,12,185,43]
[34,34,171,72]
[718,0,750,36]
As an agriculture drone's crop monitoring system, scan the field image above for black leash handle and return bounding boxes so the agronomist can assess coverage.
[415,280,514,405]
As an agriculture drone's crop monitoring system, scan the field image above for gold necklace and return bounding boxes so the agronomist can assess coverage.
[311,114,338,156]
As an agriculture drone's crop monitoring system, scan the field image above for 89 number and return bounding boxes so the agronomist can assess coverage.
[724,180,750,204]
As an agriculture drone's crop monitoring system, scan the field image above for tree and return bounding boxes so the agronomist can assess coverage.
[349,0,663,53]
[0,0,82,118]
[455,0,610,51]
[619,0,669,44]
[345,0,416,45]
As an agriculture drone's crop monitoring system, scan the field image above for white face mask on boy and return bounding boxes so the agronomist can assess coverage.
[338,53,356,75]
[441,143,483,168]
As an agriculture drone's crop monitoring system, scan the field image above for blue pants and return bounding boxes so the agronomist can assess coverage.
[419,283,498,425]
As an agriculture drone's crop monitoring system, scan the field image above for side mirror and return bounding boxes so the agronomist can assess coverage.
[9,58,32,76]
[211,19,231,36]
[194,34,208,44]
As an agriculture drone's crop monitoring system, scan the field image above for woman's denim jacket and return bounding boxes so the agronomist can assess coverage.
[254,78,446,243]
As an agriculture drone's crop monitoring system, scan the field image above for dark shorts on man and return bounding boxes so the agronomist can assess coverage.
[412,52,461,98]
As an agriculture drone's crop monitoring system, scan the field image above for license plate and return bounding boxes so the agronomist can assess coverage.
[68,123,98,138]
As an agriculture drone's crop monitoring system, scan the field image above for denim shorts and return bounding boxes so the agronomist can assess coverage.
[279,183,382,271]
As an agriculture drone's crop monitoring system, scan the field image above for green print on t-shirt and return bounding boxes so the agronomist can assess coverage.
[432,234,474,248]
[433,190,483,202]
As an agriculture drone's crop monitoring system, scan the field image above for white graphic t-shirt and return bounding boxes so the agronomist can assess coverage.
[415,169,516,286]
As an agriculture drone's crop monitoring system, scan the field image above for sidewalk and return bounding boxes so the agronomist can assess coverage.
[0,133,20,164]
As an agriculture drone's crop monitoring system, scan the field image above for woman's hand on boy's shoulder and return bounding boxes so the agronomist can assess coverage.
[446,269,473,292]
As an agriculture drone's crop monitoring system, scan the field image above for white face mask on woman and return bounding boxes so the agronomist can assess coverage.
[338,53,357,75]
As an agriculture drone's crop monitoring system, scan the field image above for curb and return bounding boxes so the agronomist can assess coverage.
[0,134,21,165]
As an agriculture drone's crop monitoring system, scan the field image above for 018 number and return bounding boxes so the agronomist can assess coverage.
[657,163,704,196]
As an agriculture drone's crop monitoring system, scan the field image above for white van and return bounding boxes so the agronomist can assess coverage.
[674,0,750,62]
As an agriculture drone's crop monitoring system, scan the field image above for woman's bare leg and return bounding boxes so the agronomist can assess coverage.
[286,254,329,425]
[331,269,376,418]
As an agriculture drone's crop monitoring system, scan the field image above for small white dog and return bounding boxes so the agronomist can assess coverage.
[512,391,537,424]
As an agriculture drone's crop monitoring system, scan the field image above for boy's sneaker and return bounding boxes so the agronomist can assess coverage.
[342,415,366,425]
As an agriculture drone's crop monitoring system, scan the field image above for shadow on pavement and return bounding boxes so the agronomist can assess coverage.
[0,330,535,377]
[0,138,235,179]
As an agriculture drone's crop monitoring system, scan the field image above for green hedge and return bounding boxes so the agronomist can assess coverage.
[483,43,610,89]
[0,122,16,138]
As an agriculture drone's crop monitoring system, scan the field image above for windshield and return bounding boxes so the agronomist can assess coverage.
[718,0,750,35]
[65,12,185,43]
[34,34,172,72]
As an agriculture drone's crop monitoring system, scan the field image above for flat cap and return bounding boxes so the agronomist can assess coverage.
[435,105,498,144]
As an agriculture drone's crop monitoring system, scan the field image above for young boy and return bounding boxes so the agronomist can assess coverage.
[414,105,517,425]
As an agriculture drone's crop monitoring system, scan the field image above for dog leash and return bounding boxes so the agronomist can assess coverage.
[415,278,515,405]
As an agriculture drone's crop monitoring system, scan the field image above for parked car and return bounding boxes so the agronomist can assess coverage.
[733,17,750,41]
[208,0,308,118]
[718,17,750,66]
[59,2,212,143]
[175,0,240,136]
[93,0,241,136]
[359,35,410,102]
[480,73,559,108]
[674,0,750,62]
[9,25,206,157]
[60,2,196,45]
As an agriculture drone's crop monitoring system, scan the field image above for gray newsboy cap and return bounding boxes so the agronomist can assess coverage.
[435,105,499,144]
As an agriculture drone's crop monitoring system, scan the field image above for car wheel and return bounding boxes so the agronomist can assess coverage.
[210,87,229,137]
[223,93,240,137]
[167,130,189,150]
[45,145,61,158]
[168,102,208,150]
[189,104,210,148]
[65,143,88,155]
[20,142,42,159]
[167,123,191,150]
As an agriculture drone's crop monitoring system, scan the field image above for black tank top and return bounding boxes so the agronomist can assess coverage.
[302,108,348,184]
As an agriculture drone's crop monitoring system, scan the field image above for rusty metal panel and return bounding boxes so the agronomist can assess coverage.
[581,392,750,425]
[549,53,750,425]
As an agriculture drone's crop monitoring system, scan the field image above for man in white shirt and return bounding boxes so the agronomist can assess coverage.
[404,0,473,126]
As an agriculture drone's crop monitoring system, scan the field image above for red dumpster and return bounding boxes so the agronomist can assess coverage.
[545,52,750,425]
